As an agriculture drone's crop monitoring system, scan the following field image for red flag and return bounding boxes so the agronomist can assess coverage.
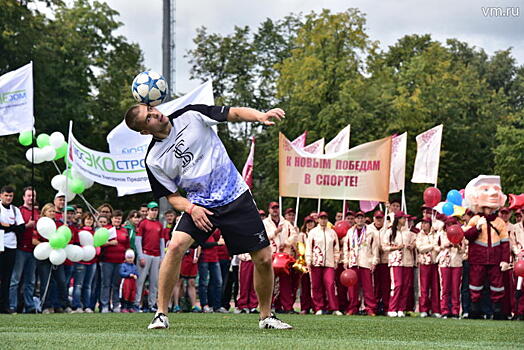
[242,137,255,189]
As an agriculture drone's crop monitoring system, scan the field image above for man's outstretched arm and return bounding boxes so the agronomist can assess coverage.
[227,107,285,125]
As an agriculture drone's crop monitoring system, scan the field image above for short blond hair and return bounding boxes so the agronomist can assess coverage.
[41,203,55,217]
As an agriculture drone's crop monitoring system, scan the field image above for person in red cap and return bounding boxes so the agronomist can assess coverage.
[305,212,342,315]
[382,211,415,317]
[342,211,379,315]
[297,216,316,314]
[369,210,390,315]
[415,218,440,318]
[437,217,466,318]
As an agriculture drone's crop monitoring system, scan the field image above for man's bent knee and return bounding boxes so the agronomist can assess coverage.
[250,246,272,267]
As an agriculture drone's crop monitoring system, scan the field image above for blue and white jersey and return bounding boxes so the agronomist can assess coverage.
[145,104,248,208]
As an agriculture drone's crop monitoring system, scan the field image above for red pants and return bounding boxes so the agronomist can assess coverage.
[389,266,412,312]
[237,261,258,309]
[374,263,391,312]
[469,264,504,304]
[310,266,338,312]
[276,270,300,311]
[300,273,313,312]
[439,267,462,315]
[335,264,348,312]
[121,278,136,303]
[347,267,377,315]
[419,264,440,314]
[516,275,524,315]
[502,269,514,315]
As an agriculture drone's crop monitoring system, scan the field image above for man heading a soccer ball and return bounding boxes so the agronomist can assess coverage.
[124,100,293,330]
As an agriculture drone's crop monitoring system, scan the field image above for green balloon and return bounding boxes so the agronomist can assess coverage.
[49,232,67,249]
[36,133,50,148]
[18,131,33,146]
[94,228,110,247]
[70,178,85,194]
[56,225,72,244]
[54,142,67,160]
[62,169,73,179]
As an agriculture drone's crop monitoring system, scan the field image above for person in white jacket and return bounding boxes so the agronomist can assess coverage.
[415,218,441,318]
[305,212,342,316]
[343,212,379,315]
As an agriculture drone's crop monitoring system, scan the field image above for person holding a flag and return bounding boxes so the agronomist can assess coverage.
[124,103,292,330]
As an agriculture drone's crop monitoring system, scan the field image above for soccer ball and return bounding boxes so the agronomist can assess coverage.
[131,71,168,106]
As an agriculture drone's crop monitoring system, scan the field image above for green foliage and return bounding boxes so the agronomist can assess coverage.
[0,0,147,211]
[187,8,524,218]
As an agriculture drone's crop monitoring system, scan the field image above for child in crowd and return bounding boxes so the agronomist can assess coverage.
[119,249,139,313]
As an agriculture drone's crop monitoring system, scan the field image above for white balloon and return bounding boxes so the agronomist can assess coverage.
[41,145,56,162]
[78,230,94,246]
[65,244,83,262]
[71,167,94,189]
[83,178,94,189]
[82,245,96,261]
[33,242,52,260]
[51,175,67,192]
[49,131,65,148]
[25,148,45,164]
[49,249,67,265]
[65,190,76,202]
[36,217,56,239]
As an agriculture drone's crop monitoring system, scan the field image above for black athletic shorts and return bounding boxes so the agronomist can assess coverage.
[174,190,269,255]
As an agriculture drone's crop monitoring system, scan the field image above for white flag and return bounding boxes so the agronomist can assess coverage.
[325,125,350,154]
[106,80,214,196]
[242,137,255,189]
[303,138,324,155]
[291,131,307,149]
[0,62,34,136]
[389,132,407,193]
[411,125,443,184]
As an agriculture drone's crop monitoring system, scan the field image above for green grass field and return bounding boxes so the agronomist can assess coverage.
[1,313,522,349]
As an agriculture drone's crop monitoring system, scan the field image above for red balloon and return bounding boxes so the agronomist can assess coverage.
[446,224,464,245]
[340,269,358,287]
[423,187,442,208]
[334,220,351,239]
[515,261,524,278]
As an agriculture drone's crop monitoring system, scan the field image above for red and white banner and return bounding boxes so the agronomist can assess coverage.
[242,137,255,189]
[291,131,307,149]
[303,138,325,155]
[325,125,350,154]
[279,133,392,201]
[411,125,443,185]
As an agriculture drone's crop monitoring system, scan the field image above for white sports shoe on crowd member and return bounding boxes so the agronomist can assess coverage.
[101,307,110,313]
[397,311,406,317]
[233,307,242,314]
[216,307,229,313]
[71,308,84,314]
[113,306,121,313]
[432,313,442,318]
[333,311,343,316]
[148,313,170,329]
[84,308,94,313]
[315,310,323,316]
[420,312,428,318]
[203,305,214,313]
[387,311,398,317]
[259,314,293,330]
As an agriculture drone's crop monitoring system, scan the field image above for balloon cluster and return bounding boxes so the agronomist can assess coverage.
[51,167,94,201]
[423,187,466,217]
[33,217,109,265]
[20,131,68,164]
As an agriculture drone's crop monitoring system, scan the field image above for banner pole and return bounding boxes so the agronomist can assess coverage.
[279,196,282,218]
[294,197,300,227]
[64,121,73,219]
[317,198,321,213]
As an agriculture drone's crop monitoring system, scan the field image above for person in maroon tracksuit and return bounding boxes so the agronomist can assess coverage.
[237,252,258,313]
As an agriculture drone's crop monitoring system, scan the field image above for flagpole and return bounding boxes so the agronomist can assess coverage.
[279,196,282,218]
[317,198,321,213]
[342,200,347,217]
[64,121,73,219]
[294,197,300,227]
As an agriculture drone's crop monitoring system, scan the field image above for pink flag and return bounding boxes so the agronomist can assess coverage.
[291,131,307,149]
[389,132,407,193]
[303,138,325,155]
[242,137,255,189]
[359,200,379,213]
[325,125,350,154]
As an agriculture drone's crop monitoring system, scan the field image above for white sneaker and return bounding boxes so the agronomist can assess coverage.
[101,307,109,313]
[84,308,94,313]
[433,313,442,318]
[387,311,398,317]
[233,307,242,314]
[71,308,84,314]
[216,307,229,313]
[420,312,428,318]
[203,305,214,313]
[259,314,293,330]
[148,313,170,329]
[64,307,72,313]
[113,306,121,313]
[315,310,323,315]
[333,311,343,316]
[397,311,406,317]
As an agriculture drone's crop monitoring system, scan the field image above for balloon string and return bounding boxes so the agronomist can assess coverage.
[79,194,98,218]
[51,160,61,174]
